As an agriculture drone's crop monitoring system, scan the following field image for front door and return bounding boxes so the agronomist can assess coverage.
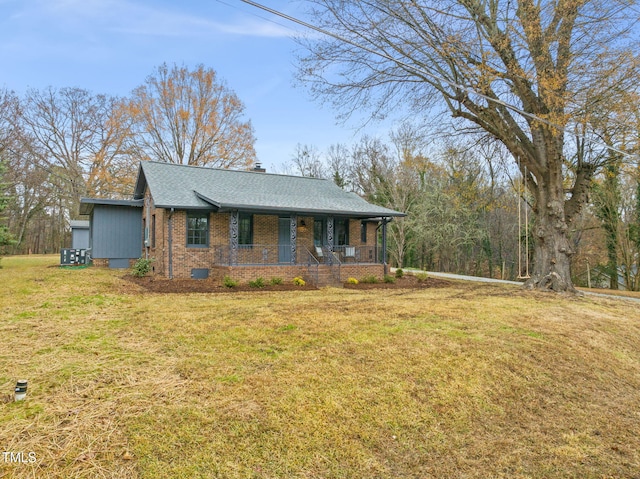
[278,217,291,263]
[314,218,326,247]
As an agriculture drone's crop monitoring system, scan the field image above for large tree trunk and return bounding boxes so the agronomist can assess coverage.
[524,185,577,293]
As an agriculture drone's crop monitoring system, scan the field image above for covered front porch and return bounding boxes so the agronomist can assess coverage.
[209,243,385,286]
[169,211,394,285]
[220,212,390,264]
[210,211,390,285]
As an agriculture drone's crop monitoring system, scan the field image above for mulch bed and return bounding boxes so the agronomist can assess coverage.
[123,276,318,293]
[344,275,451,290]
[124,273,451,293]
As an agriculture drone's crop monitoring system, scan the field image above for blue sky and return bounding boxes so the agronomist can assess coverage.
[0,0,385,171]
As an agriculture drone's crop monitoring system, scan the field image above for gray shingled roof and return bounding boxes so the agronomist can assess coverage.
[133,161,405,218]
[69,220,90,229]
[79,198,144,216]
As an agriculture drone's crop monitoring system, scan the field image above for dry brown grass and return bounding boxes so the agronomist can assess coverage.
[1,255,640,478]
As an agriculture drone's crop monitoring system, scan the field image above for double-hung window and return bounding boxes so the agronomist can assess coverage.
[187,212,209,247]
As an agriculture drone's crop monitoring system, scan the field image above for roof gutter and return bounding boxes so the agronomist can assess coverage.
[152,203,405,218]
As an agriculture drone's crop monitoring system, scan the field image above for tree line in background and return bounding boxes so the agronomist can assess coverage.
[2,65,639,288]
[0,64,256,257]
[286,122,640,290]
[1,48,639,289]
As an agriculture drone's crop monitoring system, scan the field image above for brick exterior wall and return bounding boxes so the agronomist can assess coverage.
[211,265,312,283]
[339,264,385,282]
[211,213,230,245]
[146,190,166,276]
[254,214,278,244]
[91,258,136,268]
[297,216,315,252]
[127,185,388,280]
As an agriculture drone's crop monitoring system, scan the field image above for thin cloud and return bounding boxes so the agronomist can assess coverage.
[4,0,298,39]
[215,18,298,38]
[110,14,296,39]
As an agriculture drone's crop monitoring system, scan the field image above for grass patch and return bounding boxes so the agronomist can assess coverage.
[1,255,640,478]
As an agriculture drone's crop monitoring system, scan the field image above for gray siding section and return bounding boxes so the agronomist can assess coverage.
[72,228,90,250]
[91,205,142,259]
[109,258,131,269]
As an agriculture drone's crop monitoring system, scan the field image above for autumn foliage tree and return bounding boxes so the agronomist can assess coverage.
[122,63,257,168]
[298,0,640,292]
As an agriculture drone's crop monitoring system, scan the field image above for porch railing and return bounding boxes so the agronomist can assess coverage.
[327,245,382,264]
[212,244,296,265]
[304,247,319,285]
[210,244,383,266]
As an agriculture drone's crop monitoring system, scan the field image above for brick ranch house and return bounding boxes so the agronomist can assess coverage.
[80,161,405,286]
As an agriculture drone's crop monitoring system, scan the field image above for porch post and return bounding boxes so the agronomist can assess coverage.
[290,214,297,264]
[327,216,334,251]
[381,217,388,275]
[229,210,239,266]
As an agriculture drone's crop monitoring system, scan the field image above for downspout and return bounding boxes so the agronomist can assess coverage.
[144,197,151,259]
[168,208,174,279]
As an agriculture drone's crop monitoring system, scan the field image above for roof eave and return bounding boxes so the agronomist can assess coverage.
[151,202,404,218]
[194,191,222,210]
[79,197,144,215]
[132,163,147,200]
[215,203,405,218]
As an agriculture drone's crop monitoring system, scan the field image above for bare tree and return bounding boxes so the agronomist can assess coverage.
[326,143,351,188]
[22,87,134,217]
[0,90,40,252]
[298,0,640,292]
[0,89,18,159]
[123,63,256,168]
[290,143,325,178]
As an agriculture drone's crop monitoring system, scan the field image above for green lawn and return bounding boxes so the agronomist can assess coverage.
[1,255,640,478]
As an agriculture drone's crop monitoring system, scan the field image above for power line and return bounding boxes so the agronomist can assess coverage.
[213,0,303,35]
[236,0,638,162]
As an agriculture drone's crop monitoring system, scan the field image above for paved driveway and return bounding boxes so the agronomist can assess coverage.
[402,269,640,304]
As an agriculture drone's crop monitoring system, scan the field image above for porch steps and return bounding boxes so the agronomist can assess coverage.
[313,265,343,287]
